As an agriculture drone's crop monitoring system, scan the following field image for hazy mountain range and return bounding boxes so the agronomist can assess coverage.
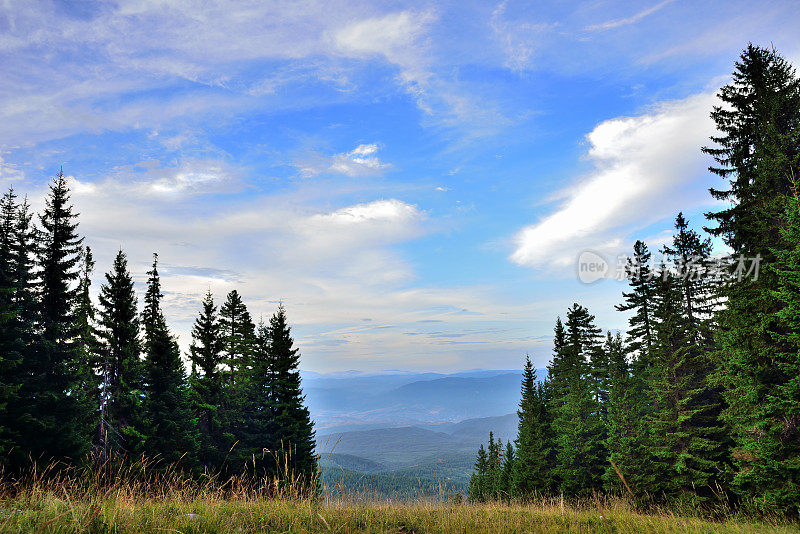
[302,369,544,491]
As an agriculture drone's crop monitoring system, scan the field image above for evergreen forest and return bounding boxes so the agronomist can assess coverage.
[469,44,800,517]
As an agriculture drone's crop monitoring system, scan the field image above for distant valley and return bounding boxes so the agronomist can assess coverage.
[303,369,544,497]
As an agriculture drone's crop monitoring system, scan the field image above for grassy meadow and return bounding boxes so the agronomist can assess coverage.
[1,495,796,533]
[0,458,794,533]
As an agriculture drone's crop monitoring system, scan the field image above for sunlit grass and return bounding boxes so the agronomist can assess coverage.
[0,458,794,533]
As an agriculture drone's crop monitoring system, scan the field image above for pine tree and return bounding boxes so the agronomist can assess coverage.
[500,441,515,501]
[22,171,93,465]
[512,356,548,498]
[240,320,276,476]
[550,303,606,496]
[218,290,256,385]
[0,189,23,461]
[97,249,145,454]
[662,213,716,343]
[469,443,489,502]
[602,331,651,498]
[616,240,657,361]
[188,291,231,471]
[704,45,800,512]
[141,253,199,466]
[74,247,102,451]
[766,175,800,514]
[646,267,727,503]
[267,304,317,486]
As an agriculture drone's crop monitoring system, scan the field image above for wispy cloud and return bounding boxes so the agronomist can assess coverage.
[490,0,555,71]
[586,0,675,31]
[298,144,391,178]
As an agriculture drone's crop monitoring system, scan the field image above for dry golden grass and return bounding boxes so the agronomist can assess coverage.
[0,458,794,533]
[2,496,796,533]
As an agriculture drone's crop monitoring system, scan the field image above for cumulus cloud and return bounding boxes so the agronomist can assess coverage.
[510,91,718,269]
[298,144,391,178]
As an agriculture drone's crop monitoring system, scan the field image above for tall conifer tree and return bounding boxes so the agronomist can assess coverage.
[141,253,199,466]
[550,304,605,495]
[267,305,317,486]
[704,45,800,512]
[188,291,230,471]
[25,171,93,464]
[97,250,145,453]
[240,320,276,475]
[512,356,548,498]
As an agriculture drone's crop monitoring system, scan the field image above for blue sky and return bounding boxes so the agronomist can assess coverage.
[1,0,799,372]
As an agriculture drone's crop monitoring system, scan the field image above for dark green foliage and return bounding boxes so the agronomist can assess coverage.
[141,254,199,466]
[550,304,606,496]
[615,240,656,361]
[662,213,716,343]
[0,189,25,460]
[218,289,256,386]
[74,247,101,403]
[266,305,318,486]
[0,176,319,487]
[765,185,800,514]
[704,44,800,515]
[500,441,515,500]
[97,250,145,454]
[468,444,488,502]
[512,357,548,497]
[21,171,93,465]
[240,320,276,476]
[602,332,651,497]
[188,291,231,471]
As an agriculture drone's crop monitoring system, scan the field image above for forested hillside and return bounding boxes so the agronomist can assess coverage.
[469,44,800,517]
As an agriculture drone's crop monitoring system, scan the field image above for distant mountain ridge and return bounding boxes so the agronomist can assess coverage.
[303,368,543,432]
[305,369,542,493]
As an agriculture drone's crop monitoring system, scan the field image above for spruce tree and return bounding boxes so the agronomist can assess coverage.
[188,291,230,471]
[469,443,489,502]
[74,247,102,450]
[267,304,317,486]
[141,253,199,466]
[500,441,515,500]
[550,303,606,496]
[662,213,715,343]
[615,240,657,361]
[512,356,548,498]
[0,189,23,461]
[218,290,256,385]
[602,331,651,498]
[704,45,800,512]
[24,171,93,465]
[240,320,276,476]
[97,249,145,453]
[646,267,727,503]
[767,178,800,514]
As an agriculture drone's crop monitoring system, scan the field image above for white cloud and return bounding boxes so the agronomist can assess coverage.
[490,1,555,71]
[313,199,420,226]
[510,90,718,269]
[41,176,539,371]
[0,154,24,183]
[298,143,390,178]
[586,0,675,31]
[332,10,435,91]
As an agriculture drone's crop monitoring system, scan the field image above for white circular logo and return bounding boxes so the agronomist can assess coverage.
[577,250,609,284]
